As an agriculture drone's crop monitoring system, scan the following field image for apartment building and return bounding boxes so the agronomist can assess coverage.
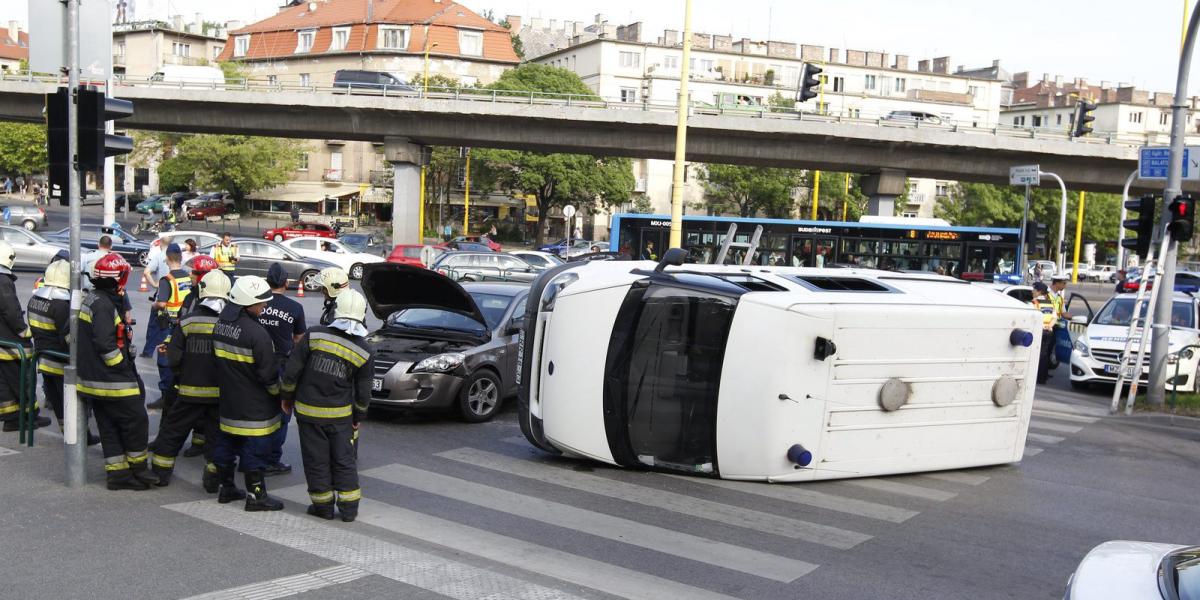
[0,21,28,73]
[216,0,520,220]
[524,18,1006,223]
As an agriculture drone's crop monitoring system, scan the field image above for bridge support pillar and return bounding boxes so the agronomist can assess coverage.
[860,168,907,217]
[383,136,428,245]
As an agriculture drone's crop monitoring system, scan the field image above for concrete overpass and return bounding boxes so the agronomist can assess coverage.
[0,78,1170,243]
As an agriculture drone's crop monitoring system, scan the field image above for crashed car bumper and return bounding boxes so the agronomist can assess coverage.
[370,370,465,409]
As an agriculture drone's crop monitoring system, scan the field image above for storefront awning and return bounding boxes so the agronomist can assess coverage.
[248,182,363,204]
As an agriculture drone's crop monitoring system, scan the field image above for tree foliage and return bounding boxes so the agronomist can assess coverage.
[0,123,47,177]
[802,171,869,221]
[486,64,597,99]
[157,135,303,203]
[698,164,804,218]
[498,19,525,60]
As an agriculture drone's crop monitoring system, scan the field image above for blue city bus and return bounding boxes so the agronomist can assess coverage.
[609,213,1022,281]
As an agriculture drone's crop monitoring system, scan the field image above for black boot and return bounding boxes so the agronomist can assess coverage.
[306,503,335,520]
[106,469,150,491]
[129,457,158,487]
[244,471,284,512]
[182,443,205,458]
[150,466,172,487]
[263,462,291,477]
[216,465,246,504]
[86,432,101,446]
[337,502,359,523]
[201,463,219,494]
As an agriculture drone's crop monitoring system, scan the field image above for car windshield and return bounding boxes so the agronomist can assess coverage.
[1094,298,1195,328]
[340,235,369,252]
[385,292,513,334]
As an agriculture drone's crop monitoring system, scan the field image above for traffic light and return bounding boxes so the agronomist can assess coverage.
[45,88,70,206]
[77,87,133,172]
[1122,194,1158,260]
[1071,99,1096,138]
[1168,194,1196,242]
[797,63,823,103]
[1023,220,1048,255]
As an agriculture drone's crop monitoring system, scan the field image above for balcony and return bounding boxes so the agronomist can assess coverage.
[113,54,125,67]
[161,54,207,67]
[323,168,343,182]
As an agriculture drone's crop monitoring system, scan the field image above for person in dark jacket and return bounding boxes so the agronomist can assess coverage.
[259,263,307,477]
[176,254,221,458]
[0,241,45,432]
[149,270,231,492]
[282,289,373,522]
[25,260,72,431]
[78,252,153,490]
[210,275,284,511]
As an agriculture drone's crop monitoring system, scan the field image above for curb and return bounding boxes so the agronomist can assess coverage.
[1117,411,1200,431]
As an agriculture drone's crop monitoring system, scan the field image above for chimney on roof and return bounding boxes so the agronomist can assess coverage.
[992,59,1000,67]
[506,15,521,30]
[595,13,606,25]
[663,29,678,46]
[893,54,909,70]
[172,14,183,31]
[194,13,203,34]
[366,0,373,22]
[828,48,839,63]
[7,21,17,44]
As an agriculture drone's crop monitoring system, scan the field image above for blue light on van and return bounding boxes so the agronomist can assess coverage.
[995,273,1023,284]
[1010,329,1034,347]
[787,444,813,467]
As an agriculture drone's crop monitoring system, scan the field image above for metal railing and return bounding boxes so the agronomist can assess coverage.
[0,339,37,447]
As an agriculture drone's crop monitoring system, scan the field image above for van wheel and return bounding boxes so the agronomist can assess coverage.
[458,370,502,423]
[349,263,364,280]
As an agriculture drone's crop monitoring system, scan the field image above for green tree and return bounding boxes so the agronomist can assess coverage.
[807,171,868,221]
[698,164,804,218]
[486,63,595,99]
[499,19,525,60]
[218,61,248,84]
[0,123,47,178]
[157,135,303,205]
[767,91,795,113]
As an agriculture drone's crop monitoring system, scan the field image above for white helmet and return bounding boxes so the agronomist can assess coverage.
[318,267,349,298]
[198,269,231,299]
[228,275,272,307]
[333,289,368,323]
[43,260,70,289]
[0,240,13,270]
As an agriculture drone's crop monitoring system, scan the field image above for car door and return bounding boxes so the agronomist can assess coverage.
[2,228,40,269]
[500,294,528,395]
[288,238,320,260]
[496,255,537,282]
[236,242,273,277]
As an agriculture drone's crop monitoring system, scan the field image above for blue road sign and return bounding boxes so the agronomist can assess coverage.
[1139,147,1193,180]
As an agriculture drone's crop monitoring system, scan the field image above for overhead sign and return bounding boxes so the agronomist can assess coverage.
[1139,146,1200,181]
[1009,165,1040,186]
[28,0,113,78]
[562,204,577,219]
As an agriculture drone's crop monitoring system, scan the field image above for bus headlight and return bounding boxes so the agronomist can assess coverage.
[1074,340,1090,357]
[412,353,465,373]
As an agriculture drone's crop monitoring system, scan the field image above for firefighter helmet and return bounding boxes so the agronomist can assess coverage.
[0,240,13,270]
[43,260,70,289]
[198,269,231,300]
[189,254,220,276]
[333,289,368,323]
[318,267,349,298]
[228,275,272,307]
[90,252,132,289]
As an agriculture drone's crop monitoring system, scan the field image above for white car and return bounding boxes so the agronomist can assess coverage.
[1084,264,1119,282]
[508,250,564,270]
[147,230,224,261]
[1068,292,1200,391]
[280,236,385,279]
[1064,541,1199,599]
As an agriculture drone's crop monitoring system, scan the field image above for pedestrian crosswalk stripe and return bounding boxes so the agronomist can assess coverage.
[1026,432,1066,445]
[1024,446,1044,456]
[362,463,816,583]
[1034,399,1109,418]
[665,474,918,523]
[0,446,19,457]
[165,501,589,600]
[1031,409,1098,424]
[843,478,958,502]
[1029,420,1084,434]
[922,471,991,486]
[437,447,870,550]
[180,565,368,600]
[270,485,744,600]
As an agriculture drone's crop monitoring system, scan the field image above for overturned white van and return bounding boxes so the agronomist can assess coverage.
[517,250,1043,482]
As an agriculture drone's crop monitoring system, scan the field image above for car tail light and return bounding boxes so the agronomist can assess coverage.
[436,268,448,276]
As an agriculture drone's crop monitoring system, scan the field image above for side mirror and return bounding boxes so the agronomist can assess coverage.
[507,317,525,335]
[1071,315,1088,325]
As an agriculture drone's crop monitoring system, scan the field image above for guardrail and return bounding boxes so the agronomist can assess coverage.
[0,71,1155,147]
[0,339,36,447]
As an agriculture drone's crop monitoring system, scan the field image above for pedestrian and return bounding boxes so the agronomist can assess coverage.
[290,204,300,223]
[24,259,77,434]
[140,240,173,362]
[77,252,154,490]
[149,269,231,491]
[181,239,198,266]
[16,176,25,196]
[317,267,349,326]
[210,276,284,511]
[573,226,582,241]
[641,240,657,261]
[211,232,239,275]
[148,245,192,413]
[0,241,47,432]
[1032,282,1056,384]
[2,177,11,194]
[443,224,452,242]
[1050,275,1071,321]
[1032,262,1043,283]
[258,263,308,477]
[175,254,222,458]
[282,289,373,522]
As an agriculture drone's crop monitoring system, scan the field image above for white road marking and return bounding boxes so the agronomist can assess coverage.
[1031,409,1098,424]
[180,565,368,600]
[1029,420,1084,434]
[437,447,870,550]
[922,471,991,486]
[363,464,816,583]
[842,478,958,502]
[1024,446,1044,456]
[666,474,918,523]
[1034,399,1109,417]
[0,446,19,457]
[1026,432,1066,445]
[165,500,588,600]
[271,485,743,600]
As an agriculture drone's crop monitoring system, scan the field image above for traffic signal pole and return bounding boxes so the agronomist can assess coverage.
[1118,170,1139,270]
[1039,171,1069,272]
[63,0,87,488]
[1150,2,1200,406]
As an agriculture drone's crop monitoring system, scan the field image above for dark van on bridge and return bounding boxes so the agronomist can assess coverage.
[333,70,416,93]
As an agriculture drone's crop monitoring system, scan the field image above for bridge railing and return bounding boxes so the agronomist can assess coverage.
[0,71,1136,147]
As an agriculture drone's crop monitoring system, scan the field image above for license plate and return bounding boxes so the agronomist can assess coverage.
[1104,365,1138,378]
[372,378,383,392]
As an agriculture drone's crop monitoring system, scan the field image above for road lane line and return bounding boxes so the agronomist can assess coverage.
[1031,409,1098,424]
[164,500,588,600]
[362,464,816,583]
[271,486,743,600]
[921,471,991,486]
[1029,420,1084,434]
[437,447,869,550]
[180,565,368,600]
[842,478,957,502]
[1024,446,1044,456]
[1026,432,1066,445]
[1033,399,1108,417]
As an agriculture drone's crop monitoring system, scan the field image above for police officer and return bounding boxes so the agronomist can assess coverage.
[317,267,349,326]
[25,260,72,432]
[211,232,239,275]
[177,254,221,458]
[1032,282,1057,384]
[78,252,153,490]
[282,289,373,522]
[211,276,284,511]
[150,270,231,492]
[259,263,307,477]
[0,241,44,432]
[148,244,192,411]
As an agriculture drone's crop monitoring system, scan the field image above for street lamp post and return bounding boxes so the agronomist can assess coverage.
[668,0,694,249]
[1039,171,1068,272]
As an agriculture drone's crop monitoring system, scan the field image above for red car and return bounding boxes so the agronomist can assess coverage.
[451,235,502,252]
[387,244,444,267]
[263,222,337,242]
[186,200,226,220]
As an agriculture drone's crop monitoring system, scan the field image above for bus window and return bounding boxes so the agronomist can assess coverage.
[994,248,1016,275]
[815,238,835,268]
[965,245,990,276]
[791,238,813,267]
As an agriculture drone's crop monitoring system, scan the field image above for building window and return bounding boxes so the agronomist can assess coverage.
[172,42,191,57]
[300,73,310,86]
[331,27,350,51]
[864,74,876,90]
[267,74,277,86]
[298,153,309,171]
[663,55,679,70]
[784,65,800,86]
[699,58,714,72]
[459,30,483,56]
[1161,112,1170,125]
[619,51,640,68]
[234,35,249,57]
[831,76,844,92]
[895,78,906,93]
[620,87,638,103]
[116,42,126,57]
[212,46,223,59]
[1013,116,1025,126]
[295,29,315,53]
[1032,115,1043,127]
[848,108,861,118]
[379,26,409,50]
[1130,111,1143,124]
[1057,114,1063,125]
[936,183,949,197]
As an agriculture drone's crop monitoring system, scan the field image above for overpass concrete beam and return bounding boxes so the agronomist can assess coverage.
[384,137,427,246]
[860,169,907,217]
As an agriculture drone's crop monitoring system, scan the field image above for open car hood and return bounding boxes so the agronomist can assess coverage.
[361,263,487,325]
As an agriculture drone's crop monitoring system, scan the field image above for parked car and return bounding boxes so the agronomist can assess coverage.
[450,235,502,252]
[280,236,385,279]
[1084,264,1119,282]
[437,240,494,253]
[136,194,169,214]
[362,263,530,422]
[387,244,444,268]
[1,203,48,231]
[508,250,564,270]
[115,191,143,211]
[198,238,340,291]
[1027,260,1057,282]
[562,241,609,258]
[1121,271,1200,293]
[974,282,1035,304]
[44,224,150,266]
[0,225,67,271]
[883,110,944,125]
[332,69,416,93]
[339,232,389,257]
[1063,540,1199,599]
[537,238,586,255]
[263,222,337,242]
[1069,291,1200,391]
[80,189,103,206]
[431,251,540,283]
[186,200,227,220]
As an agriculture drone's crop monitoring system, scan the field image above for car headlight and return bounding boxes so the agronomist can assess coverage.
[1073,340,1090,357]
[1168,352,1179,365]
[412,352,465,373]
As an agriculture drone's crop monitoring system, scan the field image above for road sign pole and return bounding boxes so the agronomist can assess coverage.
[1071,191,1086,283]
[1017,184,1031,279]
[1038,171,1069,273]
[1118,170,1138,270]
[64,0,87,488]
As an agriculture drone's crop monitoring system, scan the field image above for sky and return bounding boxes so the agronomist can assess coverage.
[5,0,1195,91]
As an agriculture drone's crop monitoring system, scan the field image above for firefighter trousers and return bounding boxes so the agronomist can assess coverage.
[41,372,64,423]
[150,402,218,475]
[0,357,31,423]
[211,431,273,473]
[88,391,150,477]
[298,419,360,509]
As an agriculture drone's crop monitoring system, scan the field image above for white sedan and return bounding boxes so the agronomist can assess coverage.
[280,236,385,279]
[1065,540,1199,599]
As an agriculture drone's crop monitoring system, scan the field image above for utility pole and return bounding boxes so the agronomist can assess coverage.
[1071,191,1086,282]
[811,171,821,219]
[668,0,693,249]
[1150,3,1200,406]
[462,148,471,234]
[64,0,86,488]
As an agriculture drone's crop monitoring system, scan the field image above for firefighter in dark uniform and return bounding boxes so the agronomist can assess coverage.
[25,260,72,431]
[78,252,153,490]
[316,267,349,326]
[177,254,221,458]
[210,275,284,511]
[282,289,373,522]
[0,241,46,431]
[149,269,232,492]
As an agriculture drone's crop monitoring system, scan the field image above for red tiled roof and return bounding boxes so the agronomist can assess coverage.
[0,28,29,62]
